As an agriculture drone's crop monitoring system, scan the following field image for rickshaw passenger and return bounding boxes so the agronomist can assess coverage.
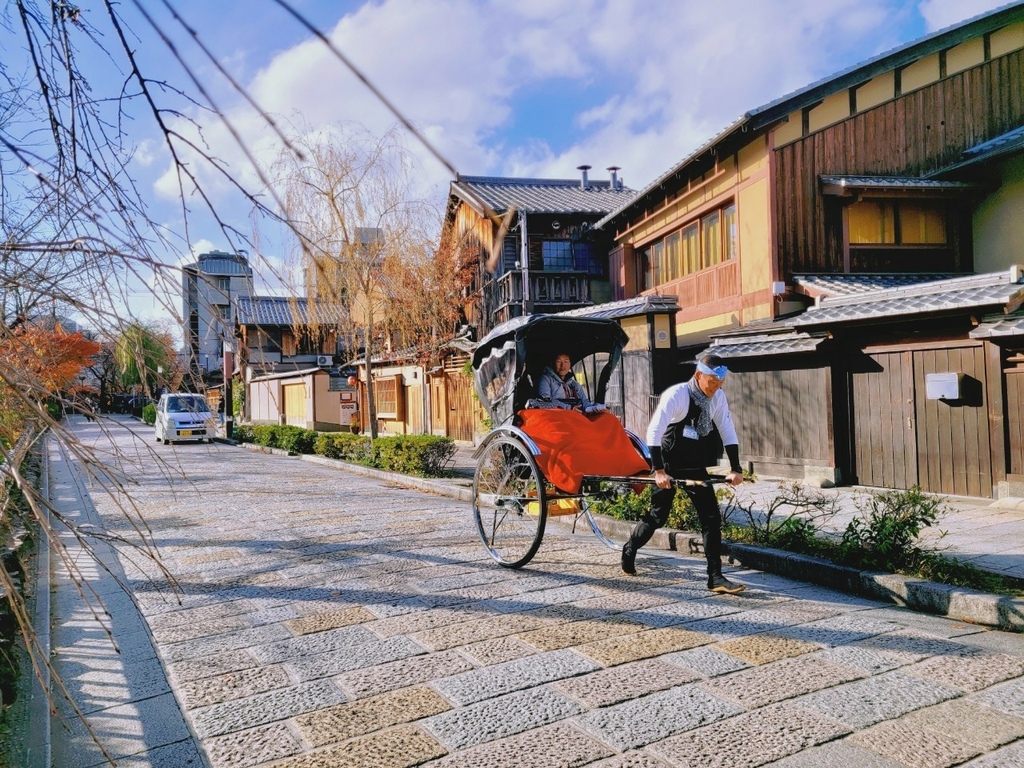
[535,353,607,414]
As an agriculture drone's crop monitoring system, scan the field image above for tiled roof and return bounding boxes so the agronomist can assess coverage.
[962,124,1024,159]
[819,176,978,191]
[703,331,828,358]
[558,294,679,320]
[452,176,636,216]
[791,269,1024,327]
[970,311,1024,339]
[792,273,963,299]
[235,296,346,326]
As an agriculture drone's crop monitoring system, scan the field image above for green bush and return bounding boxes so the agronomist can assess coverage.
[372,435,455,477]
[274,425,317,454]
[141,403,156,425]
[589,482,727,533]
[313,433,373,463]
[232,424,254,443]
[248,424,315,452]
[839,485,947,572]
[252,425,276,447]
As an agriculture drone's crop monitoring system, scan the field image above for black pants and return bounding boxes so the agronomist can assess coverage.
[627,468,723,578]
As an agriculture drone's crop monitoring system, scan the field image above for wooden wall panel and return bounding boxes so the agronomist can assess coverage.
[851,350,917,489]
[726,364,832,468]
[1007,370,1024,476]
[913,345,990,497]
[774,48,1024,276]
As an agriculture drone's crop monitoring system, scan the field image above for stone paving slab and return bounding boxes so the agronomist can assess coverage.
[423,721,613,768]
[423,687,584,750]
[699,654,866,709]
[576,685,744,751]
[848,718,982,768]
[796,670,962,728]
[432,649,601,706]
[649,702,851,768]
[294,685,451,746]
[552,658,701,708]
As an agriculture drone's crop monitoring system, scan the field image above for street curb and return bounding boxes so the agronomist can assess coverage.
[726,542,1024,633]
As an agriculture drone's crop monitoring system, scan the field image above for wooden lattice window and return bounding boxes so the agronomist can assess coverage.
[374,374,405,420]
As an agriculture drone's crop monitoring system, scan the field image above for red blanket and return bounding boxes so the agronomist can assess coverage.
[517,409,650,494]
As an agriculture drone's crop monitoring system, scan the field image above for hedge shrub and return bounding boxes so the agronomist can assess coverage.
[313,433,373,464]
[371,435,455,477]
[142,403,157,425]
[232,424,254,443]
[242,425,455,476]
[248,424,316,453]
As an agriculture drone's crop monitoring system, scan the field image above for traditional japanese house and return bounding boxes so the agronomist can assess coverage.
[598,4,1024,496]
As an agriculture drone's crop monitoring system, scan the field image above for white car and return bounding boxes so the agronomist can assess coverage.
[154,393,218,444]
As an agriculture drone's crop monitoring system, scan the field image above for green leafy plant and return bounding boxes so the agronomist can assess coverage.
[371,435,456,477]
[838,485,946,572]
[232,424,254,443]
[141,403,156,425]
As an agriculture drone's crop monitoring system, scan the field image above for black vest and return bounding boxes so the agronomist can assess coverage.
[661,395,724,470]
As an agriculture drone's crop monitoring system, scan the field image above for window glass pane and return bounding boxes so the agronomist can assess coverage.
[849,201,895,244]
[900,202,947,244]
[541,241,574,270]
[651,241,665,285]
[723,204,738,260]
[682,223,699,275]
[702,210,721,268]
[572,242,601,275]
[664,232,681,282]
[639,246,654,291]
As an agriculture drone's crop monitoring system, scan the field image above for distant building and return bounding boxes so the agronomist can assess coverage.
[181,251,254,376]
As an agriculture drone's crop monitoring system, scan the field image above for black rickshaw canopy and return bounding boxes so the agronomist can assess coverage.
[471,314,628,426]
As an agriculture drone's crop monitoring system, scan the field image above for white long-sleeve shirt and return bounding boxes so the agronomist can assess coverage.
[645,382,739,448]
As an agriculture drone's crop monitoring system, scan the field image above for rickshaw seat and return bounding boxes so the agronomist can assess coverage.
[516,408,650,495]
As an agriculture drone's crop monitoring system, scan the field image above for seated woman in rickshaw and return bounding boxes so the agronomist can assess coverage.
[534,353,607,414]
[519,352,646,494]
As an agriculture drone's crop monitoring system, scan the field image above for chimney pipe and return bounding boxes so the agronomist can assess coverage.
[577,164,591,190]
[607,166,621,190]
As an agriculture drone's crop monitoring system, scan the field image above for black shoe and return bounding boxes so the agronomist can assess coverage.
[621,542,637,575]
[708,574,745,594]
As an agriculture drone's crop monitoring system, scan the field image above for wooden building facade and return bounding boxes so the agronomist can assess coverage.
[442,172,637,342]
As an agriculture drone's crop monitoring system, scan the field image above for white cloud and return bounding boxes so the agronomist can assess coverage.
[149,0,1013,233]
[918,0,1013,31]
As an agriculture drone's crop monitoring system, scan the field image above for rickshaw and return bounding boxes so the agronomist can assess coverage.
[470,314,654,568]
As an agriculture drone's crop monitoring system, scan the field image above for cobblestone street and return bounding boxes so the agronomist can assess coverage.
[45,416,1024,767]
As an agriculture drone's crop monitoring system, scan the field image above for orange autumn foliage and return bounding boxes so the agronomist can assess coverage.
[1,324,101,396]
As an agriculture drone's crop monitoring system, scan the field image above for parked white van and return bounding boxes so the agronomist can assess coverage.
[154,393,217,444]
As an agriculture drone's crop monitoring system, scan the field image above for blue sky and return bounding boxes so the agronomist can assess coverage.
[5,0,1018,327]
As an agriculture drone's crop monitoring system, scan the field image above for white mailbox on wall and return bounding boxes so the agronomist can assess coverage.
[925,372,961,400]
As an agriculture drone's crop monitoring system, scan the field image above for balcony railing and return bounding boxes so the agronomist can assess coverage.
[494,271,591,317]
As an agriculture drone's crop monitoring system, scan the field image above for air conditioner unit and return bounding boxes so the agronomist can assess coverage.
[316,355,332,367]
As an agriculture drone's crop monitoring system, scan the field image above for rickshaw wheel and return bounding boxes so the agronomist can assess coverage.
[473,435,546,568]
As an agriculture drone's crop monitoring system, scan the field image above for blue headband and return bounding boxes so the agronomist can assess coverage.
[696,361,729,379]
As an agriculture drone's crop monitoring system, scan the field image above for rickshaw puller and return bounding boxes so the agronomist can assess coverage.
[622,354,746,594]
